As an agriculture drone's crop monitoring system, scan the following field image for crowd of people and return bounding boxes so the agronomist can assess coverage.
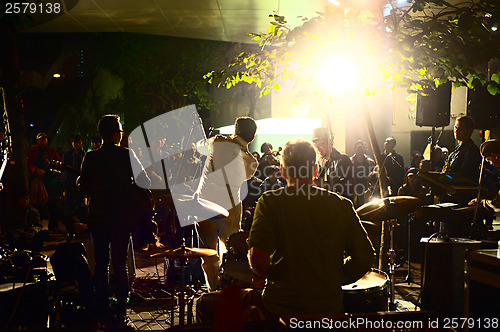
[0,113,497,327]
[247,128,455,212]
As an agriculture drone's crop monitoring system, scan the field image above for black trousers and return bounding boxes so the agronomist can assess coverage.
[91,223,131,316]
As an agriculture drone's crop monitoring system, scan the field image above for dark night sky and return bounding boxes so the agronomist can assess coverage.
[17,33,90,143]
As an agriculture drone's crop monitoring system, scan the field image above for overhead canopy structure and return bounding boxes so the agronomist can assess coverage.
[21,0,331,42]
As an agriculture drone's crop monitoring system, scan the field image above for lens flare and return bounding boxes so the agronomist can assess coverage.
[318,56,358,96]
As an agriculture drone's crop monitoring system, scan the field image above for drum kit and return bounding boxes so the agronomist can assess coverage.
[150,191,478,318]
[147,193,228,327]
[216,195,426,313]
[356,196,423,311]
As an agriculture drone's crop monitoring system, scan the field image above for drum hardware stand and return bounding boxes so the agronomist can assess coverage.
[398,214,420,286]
[166,241,197,328]
[387,218,398,311]
[388,216,420,311]
[173,255,195,327]
[183,218,198,248]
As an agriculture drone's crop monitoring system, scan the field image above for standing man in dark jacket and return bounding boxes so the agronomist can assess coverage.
[442,116,481,182]
[351,140,376,207]
[78,115,149,325]
[380,137,404,196]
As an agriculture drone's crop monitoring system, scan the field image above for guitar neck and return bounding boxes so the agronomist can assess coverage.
[49,160,80,175]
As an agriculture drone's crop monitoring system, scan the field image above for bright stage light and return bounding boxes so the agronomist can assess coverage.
[218,118,322,135]
[318,56,358,96]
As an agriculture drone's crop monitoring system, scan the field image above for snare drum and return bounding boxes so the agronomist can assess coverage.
[342,269,389,313]
[220,231,253,288]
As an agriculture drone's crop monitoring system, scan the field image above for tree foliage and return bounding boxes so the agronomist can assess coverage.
[89,34,235,130]
[205,0,500,96]
[388,0,500,93]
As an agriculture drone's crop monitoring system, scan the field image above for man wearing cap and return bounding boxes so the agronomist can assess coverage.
[398,167,429,202]
[311,127,353,200]
[28,132,61,176]
[27,132,62,231]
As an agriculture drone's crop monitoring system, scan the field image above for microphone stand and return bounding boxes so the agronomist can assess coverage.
[400,213,420,285]
[384,199,400,311]
[387,152,402,168]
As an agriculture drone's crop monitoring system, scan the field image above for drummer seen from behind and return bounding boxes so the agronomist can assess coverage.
[247,138,375,318]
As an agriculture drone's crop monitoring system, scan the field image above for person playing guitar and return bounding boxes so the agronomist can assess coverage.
[27,132,62,231]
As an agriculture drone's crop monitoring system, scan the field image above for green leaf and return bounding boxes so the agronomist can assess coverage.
[487,84,499,95]
[273,82,280,90]
[491,73,500,84]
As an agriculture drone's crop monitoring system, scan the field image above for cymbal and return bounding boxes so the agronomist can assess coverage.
[356,196,422,222]
[159,192,230,219]
[150,246,217,259]
[176,193,229,218]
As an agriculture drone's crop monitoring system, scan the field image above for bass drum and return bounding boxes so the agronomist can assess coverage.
[342,269,389,313]
[220,231,253,288]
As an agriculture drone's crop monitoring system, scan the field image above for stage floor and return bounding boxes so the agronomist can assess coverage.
[38,217,500,330]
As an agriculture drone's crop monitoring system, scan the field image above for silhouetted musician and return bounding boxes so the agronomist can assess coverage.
[440,116,481,204]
